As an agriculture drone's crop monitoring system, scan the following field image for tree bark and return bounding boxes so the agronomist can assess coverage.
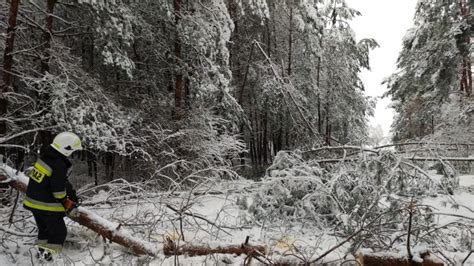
[238,44,254,105]
[0,172,156,256]
[86,152,98,186]
[174,0,184,120]
[460,0,472,96]
[287,1,293,77]
[325,101,331,146]
[164,239,265,257]
[40,0,56,73]
[317,55,322,134]
[38,0,57,145]
[262,105,268,164]
[0,0,20,139]
[356,251,443,266]
[105,152,115,181]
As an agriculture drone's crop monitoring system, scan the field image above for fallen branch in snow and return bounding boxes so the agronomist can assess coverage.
[316,156,474,163]
[404,157,474,162]
[166,204,233,236]
[464,251,473,265]
[0,224,36,237]
[355,250,443,266]
[374,142,474,150]
[303,145,380,155]
[308,211,392,264]
[163,237,266,257]
[0,167,157,256]
[429,212,474,221]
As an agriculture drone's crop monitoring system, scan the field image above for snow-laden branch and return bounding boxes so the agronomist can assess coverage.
[303,145,380,155]
[0,224,36,237]
[0,126,55,144]
[374,142,474,149]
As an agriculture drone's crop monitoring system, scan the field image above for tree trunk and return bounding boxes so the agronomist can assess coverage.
[0,172,156,256]
[356,251,443,266]
[105,152,115,181]
[238,44,254,105]
[287,1,293,77]
[255,102,261,165]
[87,152,98,186]
[317,56,322,134]
[248,99,256,166]
[262,105,268,164]
[39,0,57,145]
[0,0,20,140]
[0,0,20,198]
[174,0,184,120]
[325,101,331,146]
[266,18,271,56]
[277,113,282,151]
[460,0,472,96]
[40,0,56,74]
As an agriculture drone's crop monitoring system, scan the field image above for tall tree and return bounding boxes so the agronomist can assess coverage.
[0,0,20,140]
[386,0,472,141]
[174,0,184,120]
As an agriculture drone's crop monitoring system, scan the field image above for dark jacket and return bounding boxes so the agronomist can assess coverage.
[24,146,74,215]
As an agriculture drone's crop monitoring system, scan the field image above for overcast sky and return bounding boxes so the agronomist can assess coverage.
[349,0,418,137]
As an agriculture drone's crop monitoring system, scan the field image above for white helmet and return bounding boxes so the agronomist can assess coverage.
[51,132,83,157]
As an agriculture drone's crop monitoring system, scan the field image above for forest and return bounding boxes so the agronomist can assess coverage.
[0,0,473,265]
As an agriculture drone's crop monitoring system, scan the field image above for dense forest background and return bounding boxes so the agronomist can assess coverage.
[0,0,472,185]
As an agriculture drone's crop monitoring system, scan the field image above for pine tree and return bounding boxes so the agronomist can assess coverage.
[386,0,472,141]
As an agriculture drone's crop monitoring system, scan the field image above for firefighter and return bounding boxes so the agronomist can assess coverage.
[23,132,82,261]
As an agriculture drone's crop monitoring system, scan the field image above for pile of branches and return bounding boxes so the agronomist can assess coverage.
[243,147,471,258]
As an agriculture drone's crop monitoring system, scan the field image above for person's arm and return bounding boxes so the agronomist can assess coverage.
[50,161,67,202]
[65,178,78,202]
[49,161,75,211]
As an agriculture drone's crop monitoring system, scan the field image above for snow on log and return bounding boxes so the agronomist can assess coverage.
[374,142,474,149]
[0,165,156,256]
[317,157,474,163]
[356,250,444,266]
[404,157,474,162]
[163,238,266,257]
[67,207,156,256]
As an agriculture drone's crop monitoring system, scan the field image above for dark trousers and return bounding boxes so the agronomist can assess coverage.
[32,211,67,251]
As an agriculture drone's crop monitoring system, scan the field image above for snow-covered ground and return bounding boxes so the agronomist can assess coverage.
[1,167,473,265]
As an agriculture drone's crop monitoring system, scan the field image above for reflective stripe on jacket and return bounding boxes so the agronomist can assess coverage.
[24,146,71,214]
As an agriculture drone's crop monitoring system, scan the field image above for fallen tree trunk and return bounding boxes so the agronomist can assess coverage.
[163,238,266,257]
[404,157,474,162]
[317,157,474,163]
[0,166,156,256]
[303,145,380,155]
[356,250,444,266]
[374,142,474,149]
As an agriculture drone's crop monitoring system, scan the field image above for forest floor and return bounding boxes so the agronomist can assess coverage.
[0,172,473,265]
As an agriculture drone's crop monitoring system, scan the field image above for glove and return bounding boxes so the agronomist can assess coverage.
[65,181,78,202]
[68,190,79,202]
[62,198,76,212]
